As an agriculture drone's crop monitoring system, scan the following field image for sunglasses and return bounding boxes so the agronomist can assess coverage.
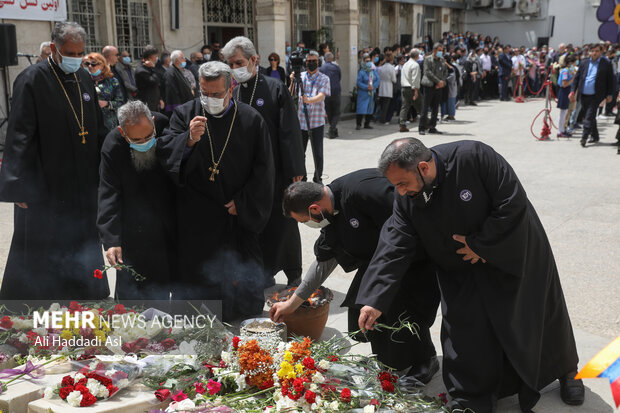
[83,61,101,67]
[269,58,278,62]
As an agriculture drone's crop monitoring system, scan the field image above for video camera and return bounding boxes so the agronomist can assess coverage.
[290,48,309,77]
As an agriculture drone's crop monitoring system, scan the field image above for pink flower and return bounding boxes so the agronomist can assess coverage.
[194,382,206,394]
[171,390,187,402]
[207,379,221,395]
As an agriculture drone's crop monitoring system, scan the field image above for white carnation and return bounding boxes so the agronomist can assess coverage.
[329,400,340,410]
[235,373,247,391]
[318,360,330,370]
[393,403,406,412]
[48,303,61,312]
[43,386,55,399]
[18,333,28,343]
[311,371,325,384]
[363,406,376,413]
[310,383,319,392]
[12,318,34,330]
[73,373,86,381]
[117,378,129,389]
[66,390,83,407]
[220,351,232,364]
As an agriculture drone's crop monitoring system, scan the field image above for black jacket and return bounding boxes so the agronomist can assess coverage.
[572,56,615,101]
[135,63,161,111]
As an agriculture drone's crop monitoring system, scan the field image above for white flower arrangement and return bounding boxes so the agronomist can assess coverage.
[66,390,83,407]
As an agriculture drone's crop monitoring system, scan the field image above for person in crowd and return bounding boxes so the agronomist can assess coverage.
[419,43,447,135]
[557,55,577,138]
[157,61,274,321]
[377,51,396,124]
[155,51,170,102]
[163,50,194,117]
[386,54,404,124]
[102,45,127,104]
[291,51,330,183]
[320,51,342,139]
[472,47,483,101]
[36,41,51,63]
[0,22,109,300]
[83,52,124,130]
[117,50,138,100]
[188,51,203,85]
[201,45,212,62]
[462,50,479,106]
[499,45,513,101]
[211,41,222,61]
[358,138,584,412]
[222,36,305,289]
[480,47,492,99]
[273,170,440,383]
[570,43,615,147]
[399,49,421,132]
[135,45,164,112]
[356,53,379,130]
[442,55,458,121]
[97,101,175,300]
[284,41,292,72]
[266,52,287,83]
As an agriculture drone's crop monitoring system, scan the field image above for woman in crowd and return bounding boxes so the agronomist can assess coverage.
[83,52,124,129]
[377,52,396,124]
[266,52,287,83]
[557,54,577,138]
[356,53,380,130]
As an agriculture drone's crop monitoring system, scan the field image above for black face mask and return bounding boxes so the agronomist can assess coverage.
[408,166,434,209]
[307,61,318,71]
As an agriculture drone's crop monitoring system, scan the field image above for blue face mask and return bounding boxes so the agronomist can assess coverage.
[129,137,156,152]
[373,57,379,64]
[122,56,131,64]
[286,46,291,54]
[365,61,372,69]
[180,61,187,68]
[90,69,102,77]
[57,51,83,74]
[436,51,443,58]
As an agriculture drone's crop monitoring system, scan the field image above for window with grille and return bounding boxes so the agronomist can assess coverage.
[67,0,101,53]
[293,0,316,45]
[399,4,411,36]
[320,0,334,42]
[115,0,152,60]
[358,0,370,49]
[379,3,390,48]
[202,0,255,42]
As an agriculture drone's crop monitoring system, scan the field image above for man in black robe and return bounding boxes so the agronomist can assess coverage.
[222,36,306,287]
[97,101,175,300]
[135,45,164,113]
[163,50,194,117]
[158,61,274,321]
[0,22,109,300]
[272,169,440,382]
[357,138,584,412]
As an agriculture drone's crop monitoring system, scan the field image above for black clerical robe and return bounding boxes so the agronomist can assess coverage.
[356,140,578,411]
[158,98,274,320]
[235,74,306,280]
[316,169,439,370]
[97,112,175,300]
[0,59,109,300]
[163,66,194,113]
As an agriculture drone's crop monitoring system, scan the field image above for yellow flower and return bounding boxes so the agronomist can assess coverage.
[295,363,304,374]
[94,329,107,342]
[60,329,73,340]
[277,361,294,379]
[283,351,293,363]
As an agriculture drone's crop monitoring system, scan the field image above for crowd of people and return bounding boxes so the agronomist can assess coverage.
[0,20,602,413]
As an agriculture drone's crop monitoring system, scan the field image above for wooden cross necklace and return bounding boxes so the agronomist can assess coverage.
[47,57,88,144]
[201,100,238,181]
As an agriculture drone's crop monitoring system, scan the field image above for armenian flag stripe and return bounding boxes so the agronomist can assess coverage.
[611,376,620,408]
[576,336,620,379]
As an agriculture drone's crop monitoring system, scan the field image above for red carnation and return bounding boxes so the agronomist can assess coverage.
[232,336,240,350]
[154,388,170,401]
[76,378,88,386]
[114,304,126,314]
[80,391,97,406]
[75,384,89,395]
[304,389,316,404]
[293,377,305,394]
[219,359,226,368]
[0,316,13,329]
[258,379,274,390]
[341,387,351,403]
[94,363,106,372]
[381,380,395,393]
[121,342,135,353]
[328,355,338,362]
[438,393,448,405]
[194,382,206,394]
[161,338,175,349]
[135,337,149,349]
[107,384,119,396]
[93,269,103,279]
[59,386,74,399]
[377,372,391,382]
[370,398,380,406]
[61,375,74,387]
[69,301,82,313]
[302,356,315,370]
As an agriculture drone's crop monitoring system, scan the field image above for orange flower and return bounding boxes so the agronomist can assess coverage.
[237,340,274,389]
[288,337,312,363]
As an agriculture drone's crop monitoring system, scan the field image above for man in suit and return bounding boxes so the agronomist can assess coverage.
[570,44,615,147]
[498,45,513,101]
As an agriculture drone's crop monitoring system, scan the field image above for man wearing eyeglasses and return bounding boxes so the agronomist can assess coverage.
[97,100,175,299]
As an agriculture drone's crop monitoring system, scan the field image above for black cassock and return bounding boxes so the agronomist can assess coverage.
[158,98,274,320]
[97,113,176,300]
[235,74,306,281]
[316,169,440,370]
[356,141,579,412]
[0,59,108,300]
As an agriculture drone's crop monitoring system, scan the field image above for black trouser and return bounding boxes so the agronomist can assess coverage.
[419,86,441,132]
[378,96,392,123]
[356,114,371,127]
[500,74,510,100]
[324,95,341,137]
[581,94,600,141]
[302,126,324,182]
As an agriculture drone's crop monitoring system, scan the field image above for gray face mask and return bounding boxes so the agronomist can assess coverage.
[303,209,330,229]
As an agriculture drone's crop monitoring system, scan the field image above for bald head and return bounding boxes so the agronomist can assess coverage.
[378,138,432,174]
[102,45,119,66]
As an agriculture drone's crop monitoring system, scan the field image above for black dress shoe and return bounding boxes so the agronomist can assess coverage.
[588,137,599,143]
[580,139,586,147]
[363,125,373,129]
[559,371,585,406]
[428,128,442,134]
[419,130,427,135]
[406,356,439,384]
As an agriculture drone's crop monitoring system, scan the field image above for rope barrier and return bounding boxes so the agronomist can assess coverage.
[530,77,559,141]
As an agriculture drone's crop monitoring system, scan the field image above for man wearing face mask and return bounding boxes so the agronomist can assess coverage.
[357,138,584,412]
[418,43,447,135]
[272,170,440,384]
[222,36,306,288]
[97,101,175,299]
[0,22,109,301]
[158,61,274,321]
[163,50,194,117]
[116,50,138,100]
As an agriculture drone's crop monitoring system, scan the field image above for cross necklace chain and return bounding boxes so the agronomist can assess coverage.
[201,100,238,182]
[47,57,88,144]
[236,73,258,108]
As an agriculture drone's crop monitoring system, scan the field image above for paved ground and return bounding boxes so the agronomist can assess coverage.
[0,97,619,411]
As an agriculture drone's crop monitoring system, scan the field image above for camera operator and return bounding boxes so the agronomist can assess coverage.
[290,51,331,184]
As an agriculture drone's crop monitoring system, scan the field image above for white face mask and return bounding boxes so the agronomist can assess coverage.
[201,91,229,115]
[303,209,330,229]
[232,59,254,83]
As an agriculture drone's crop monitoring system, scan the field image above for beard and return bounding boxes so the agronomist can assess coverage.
[130,145,158,172]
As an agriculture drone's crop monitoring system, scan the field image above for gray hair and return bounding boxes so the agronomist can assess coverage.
[117,100,153,130]
[409,48,420,59]
[170,49,183,63]
[308,50,319,58]
[199,61,233,89]
[324,52,334,61]
[39,41,51,54]
[51,22,86,48]
[221,36,257,60]
[378,138,432,175]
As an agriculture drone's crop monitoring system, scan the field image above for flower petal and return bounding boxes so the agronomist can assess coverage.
[598,21,620,42]
[597,0,617,21]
